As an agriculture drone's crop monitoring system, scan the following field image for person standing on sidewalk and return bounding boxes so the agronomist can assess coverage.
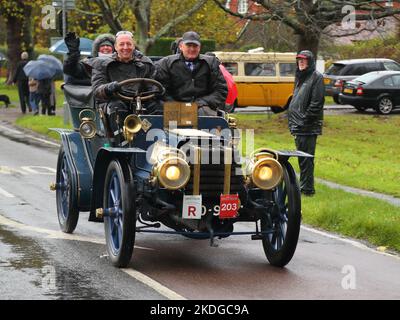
[287,50,324,196]
[13,52,31,114]
[28,77,40,115]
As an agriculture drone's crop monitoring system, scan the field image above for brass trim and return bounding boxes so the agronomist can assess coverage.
[193,147,201,195]
[223,147,232,195]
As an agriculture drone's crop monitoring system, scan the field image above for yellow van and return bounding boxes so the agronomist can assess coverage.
[213,51,297,113]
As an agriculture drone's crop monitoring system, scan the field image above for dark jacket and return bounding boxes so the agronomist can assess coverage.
[13,60,29,83]
[90,51,155,104]
[288,51,324,135]
[63,34,115,86]
[155,53,228,109]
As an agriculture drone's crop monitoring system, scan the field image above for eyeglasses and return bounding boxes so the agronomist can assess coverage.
[116,30,133,38]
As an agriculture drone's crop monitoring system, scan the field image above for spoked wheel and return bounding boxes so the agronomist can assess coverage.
[261,161,301,267]
[103,160,136,267]
[56,146,79,233]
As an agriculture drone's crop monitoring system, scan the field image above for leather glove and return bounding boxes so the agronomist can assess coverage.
[104,81,121,96]
[65,32,80,53]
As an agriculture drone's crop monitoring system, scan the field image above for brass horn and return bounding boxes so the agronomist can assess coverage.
[123,114,142,142]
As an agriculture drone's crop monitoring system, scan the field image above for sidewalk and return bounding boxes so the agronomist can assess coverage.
[0,104,399,207]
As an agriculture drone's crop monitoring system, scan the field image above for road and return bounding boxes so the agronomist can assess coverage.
[0,134,399,300]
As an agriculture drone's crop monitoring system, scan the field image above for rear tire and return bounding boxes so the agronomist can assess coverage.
[354,106,367,112]
[261,161,301,267]
[333,95,341,105]
[56,146,79,233]
[270,106,285,114]
[376,97,393,115]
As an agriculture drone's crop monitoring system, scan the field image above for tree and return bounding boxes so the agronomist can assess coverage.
[0,0,33,83]
[87,0,208,53]
[214,0,400,56]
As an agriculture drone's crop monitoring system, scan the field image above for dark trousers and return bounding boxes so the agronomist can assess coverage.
[17,81,30,113]
[295,135,317,194]
[41,94,51,115]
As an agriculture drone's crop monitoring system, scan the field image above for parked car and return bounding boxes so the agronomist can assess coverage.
[50,78,312,268]
[339,70,400,114]
[323,58,400,104]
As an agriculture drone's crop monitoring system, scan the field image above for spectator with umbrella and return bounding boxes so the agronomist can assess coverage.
[23,55,62,115]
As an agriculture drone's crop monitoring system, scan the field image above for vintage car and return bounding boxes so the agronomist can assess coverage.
[51,78,310,268]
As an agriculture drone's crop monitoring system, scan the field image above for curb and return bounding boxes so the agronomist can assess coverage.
[0,121,60,152]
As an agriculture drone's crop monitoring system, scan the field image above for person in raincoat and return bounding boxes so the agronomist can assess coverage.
[13,52,31,113]
[287,50,324,196]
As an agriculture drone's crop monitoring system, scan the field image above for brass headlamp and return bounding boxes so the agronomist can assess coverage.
[79,109,97,139]
[245,149,283,190]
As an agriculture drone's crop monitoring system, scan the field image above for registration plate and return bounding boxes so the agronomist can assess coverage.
[343,88,353,94]
[219,194,240,219]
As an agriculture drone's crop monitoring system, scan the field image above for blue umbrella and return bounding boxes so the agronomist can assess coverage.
[37,54,63,77]
[49,38,94,56]
[23,60,57,80]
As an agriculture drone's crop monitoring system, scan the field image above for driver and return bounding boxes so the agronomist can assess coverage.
[91,31,158,144]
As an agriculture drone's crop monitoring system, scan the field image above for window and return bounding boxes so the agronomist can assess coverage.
[279,63,296,76]
[245,63,276,76]
[391,75,400,86]
[346,64,367,76]
[325,63,345,75]
[365,63,382,72]
[238,0,248,14]
[383,61,400,71]
[222,62,238,76]
[383,76,394,87]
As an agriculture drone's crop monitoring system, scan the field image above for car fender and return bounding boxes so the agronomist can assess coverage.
[376,92,392,103]
[51,129,93,212]
[89,147,146,222]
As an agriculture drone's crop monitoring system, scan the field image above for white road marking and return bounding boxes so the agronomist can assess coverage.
[0,213,184,300]
[122,269,187,300]
[21,166,57,174]
[0,187,15,198]
[301,225,400,260]
[0,166,56,175]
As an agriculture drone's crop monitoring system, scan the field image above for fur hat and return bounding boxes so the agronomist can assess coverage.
[92,34,116,57]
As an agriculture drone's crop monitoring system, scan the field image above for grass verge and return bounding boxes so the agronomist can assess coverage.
[236,113,400,197]
[15,115,72,141]
[302,182,400,252]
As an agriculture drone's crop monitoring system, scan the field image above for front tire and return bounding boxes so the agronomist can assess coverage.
[56,146,79,233]
[261,161,301,267]
[103,160,136,267]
